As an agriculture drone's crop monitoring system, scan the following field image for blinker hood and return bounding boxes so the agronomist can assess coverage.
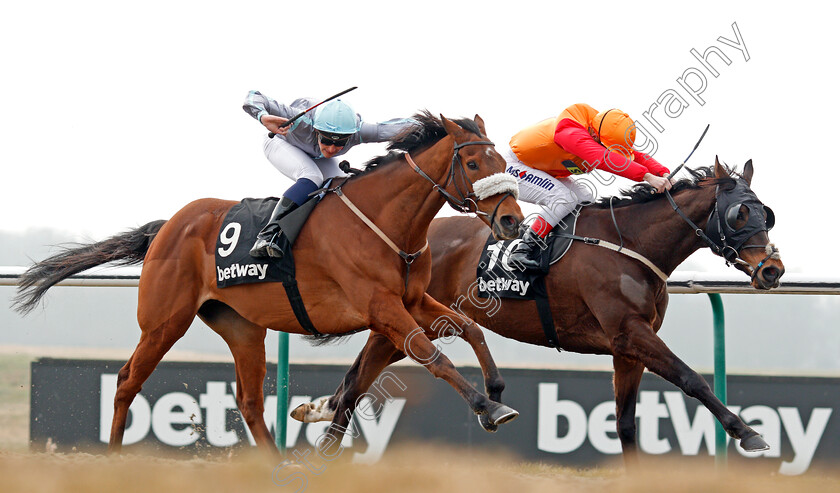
[705,179,774,261]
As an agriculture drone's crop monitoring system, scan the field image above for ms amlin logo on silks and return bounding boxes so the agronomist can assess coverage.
[507,166,555,191]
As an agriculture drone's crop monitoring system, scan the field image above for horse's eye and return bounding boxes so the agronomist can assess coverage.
[467,161,478,170]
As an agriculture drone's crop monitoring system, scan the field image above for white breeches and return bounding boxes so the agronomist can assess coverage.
[501,148,594,226]
[263,136,347,185]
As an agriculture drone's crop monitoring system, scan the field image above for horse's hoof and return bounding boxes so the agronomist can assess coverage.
[740,433,770,452]
[487,403,519,426]
[478,413,499,432]
[289,403,310,422]
[290,397,336,423]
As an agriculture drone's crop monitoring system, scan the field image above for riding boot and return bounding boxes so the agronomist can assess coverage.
[249,197,298,258]
[508,229,546,271]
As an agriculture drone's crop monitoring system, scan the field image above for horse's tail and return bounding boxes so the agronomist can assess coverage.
[12,219,167,315]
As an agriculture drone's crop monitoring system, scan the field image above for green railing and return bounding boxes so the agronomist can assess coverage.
[708,293,727,466]
[668,272,840,466]
[276,332,289,453]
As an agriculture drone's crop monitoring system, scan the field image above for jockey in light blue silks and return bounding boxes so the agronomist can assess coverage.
[243,91,418,258]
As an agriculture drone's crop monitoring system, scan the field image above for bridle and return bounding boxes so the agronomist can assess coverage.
[405,139,517,231]
[664,183,778,283]
[665,125,778,283]
[331,136,518,292]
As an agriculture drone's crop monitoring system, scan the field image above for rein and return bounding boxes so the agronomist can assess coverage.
[664,189,723,253]
[557,181,772,284]
[581,185,779,284]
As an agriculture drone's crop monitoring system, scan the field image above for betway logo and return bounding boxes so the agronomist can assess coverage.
[478,277,530,296]
[99,375,405,463]
[538,383,832,475]
[217,262,268,281]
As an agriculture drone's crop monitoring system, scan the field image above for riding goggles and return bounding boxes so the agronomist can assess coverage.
[318,131,351,147]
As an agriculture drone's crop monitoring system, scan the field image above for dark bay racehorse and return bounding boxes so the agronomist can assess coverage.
[294,159,785,461]
[13,112,526,454]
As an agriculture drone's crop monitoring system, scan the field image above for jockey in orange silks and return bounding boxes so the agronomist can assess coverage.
[504,103,672,269]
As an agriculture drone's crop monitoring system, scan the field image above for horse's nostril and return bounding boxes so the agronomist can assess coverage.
[501,215,518,230]
[762,266,780,283]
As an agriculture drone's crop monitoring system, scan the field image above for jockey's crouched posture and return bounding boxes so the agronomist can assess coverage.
[243,91,418,258]
[505,103,673,269]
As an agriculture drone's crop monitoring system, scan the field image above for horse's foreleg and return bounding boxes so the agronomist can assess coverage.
[370,296,518,426]
[409,293,506,432]
[612,355,645,466]
[615,318,769,452]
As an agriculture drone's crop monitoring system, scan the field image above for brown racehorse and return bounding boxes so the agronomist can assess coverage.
[12,112,526,455]
[294,159,785,461]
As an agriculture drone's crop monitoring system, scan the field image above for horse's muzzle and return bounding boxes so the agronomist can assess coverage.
[493,214,521,240]
[754,264,784,290]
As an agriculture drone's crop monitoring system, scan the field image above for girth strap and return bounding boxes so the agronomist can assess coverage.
[531,275,563,352]
[279,277,321,336]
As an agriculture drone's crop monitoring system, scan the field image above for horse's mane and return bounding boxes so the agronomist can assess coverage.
[361,110,484,172]
[591,164,738,209]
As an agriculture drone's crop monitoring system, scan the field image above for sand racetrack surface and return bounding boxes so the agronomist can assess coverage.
[1,445,839,493]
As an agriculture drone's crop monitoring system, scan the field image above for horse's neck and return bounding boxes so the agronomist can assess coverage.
[605,186,717,276]
[347,139,452,252]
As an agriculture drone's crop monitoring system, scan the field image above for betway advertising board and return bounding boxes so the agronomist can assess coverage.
[31,359,837,474]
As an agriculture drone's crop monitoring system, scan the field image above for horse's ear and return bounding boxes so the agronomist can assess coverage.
[440,114,464,138]
[714,155,728,179]
[473,114,487,135]
[742,159,754,186]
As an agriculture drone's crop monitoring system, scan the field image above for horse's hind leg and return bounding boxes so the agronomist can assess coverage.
[197,300,276,454]
[292,332,405,423]
[612,355,645,466]
[615,318,769,452]
[109,305,195,453]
